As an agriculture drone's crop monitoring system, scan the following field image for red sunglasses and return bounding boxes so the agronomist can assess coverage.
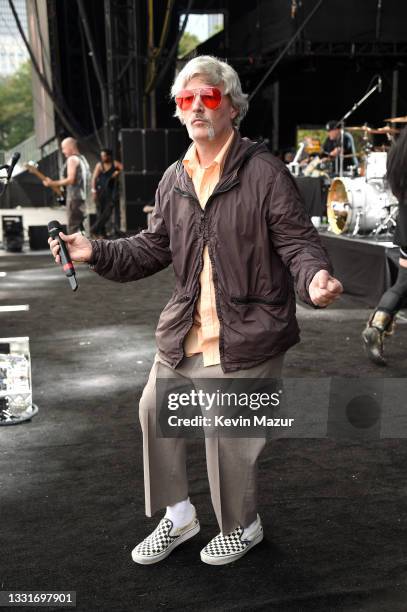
[175,87,222,111]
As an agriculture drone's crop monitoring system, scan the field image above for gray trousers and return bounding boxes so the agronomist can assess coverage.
[139,352,284,534]
[67,198,86,234]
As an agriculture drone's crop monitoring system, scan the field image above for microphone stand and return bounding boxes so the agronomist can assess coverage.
[0,164,11,197]
[288,141,305,177]
[336,78,381,177]
[0,152,20,197]
[339,121,344,177]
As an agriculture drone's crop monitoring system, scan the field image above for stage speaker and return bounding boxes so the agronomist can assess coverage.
[166,129,189,165]
[123,173,162,232]
[145,130,166,172]
[327,378,383,441]
[2,215,24,252]
[9,179,51,207]
[28,225,67,250]
[295,177,325,217]
[123,173,161,206]
[125,202,148,232]
[28,226,48,250]
[120,128,190,173]
[121,129,144,172]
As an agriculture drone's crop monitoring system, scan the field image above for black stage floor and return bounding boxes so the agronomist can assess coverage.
[0,251,407,611]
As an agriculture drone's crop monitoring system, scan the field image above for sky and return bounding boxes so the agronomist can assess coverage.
[180,13,224,42]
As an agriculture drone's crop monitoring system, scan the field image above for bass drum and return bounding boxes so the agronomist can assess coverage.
[327,177,398,235]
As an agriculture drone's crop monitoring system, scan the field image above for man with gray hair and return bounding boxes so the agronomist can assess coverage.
[49,55,342,565]
[43,137,90,234]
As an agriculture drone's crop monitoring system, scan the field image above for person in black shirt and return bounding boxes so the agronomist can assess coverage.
[91,148,123,238]
[362,127,407,365]
[322,120,358,174]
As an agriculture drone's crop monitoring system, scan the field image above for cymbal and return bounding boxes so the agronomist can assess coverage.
[346,126,371,131]
[384,116,407,123]
[369,126,400,135]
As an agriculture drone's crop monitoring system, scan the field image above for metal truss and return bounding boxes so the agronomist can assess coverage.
[104,0,143,146]
[289,40,407,58]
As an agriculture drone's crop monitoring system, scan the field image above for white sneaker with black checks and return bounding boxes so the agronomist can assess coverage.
[200,515,263,565]
[131,512,200,565]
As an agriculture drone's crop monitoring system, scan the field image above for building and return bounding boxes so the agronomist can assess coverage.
[0,0,28,77]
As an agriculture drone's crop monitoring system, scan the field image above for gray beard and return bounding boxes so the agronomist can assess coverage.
[207,124,215,140]
[187,120,216,141]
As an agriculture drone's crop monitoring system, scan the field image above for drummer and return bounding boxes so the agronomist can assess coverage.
[322,120,359,175]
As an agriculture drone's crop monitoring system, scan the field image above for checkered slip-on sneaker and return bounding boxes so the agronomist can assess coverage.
[200,515,263,565]
[131,513,200,565]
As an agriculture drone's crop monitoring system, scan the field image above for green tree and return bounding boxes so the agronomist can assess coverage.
[0,61,34,150]
[178,31,200,58]
[211,23,223,36]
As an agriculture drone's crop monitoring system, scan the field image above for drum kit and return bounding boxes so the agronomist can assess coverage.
[326,118,404,236]
[289,116,406,237]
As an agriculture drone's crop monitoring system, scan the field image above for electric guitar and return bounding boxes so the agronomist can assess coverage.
[24,162,65,203]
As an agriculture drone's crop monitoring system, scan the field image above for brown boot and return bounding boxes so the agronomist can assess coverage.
[361,310,394,366]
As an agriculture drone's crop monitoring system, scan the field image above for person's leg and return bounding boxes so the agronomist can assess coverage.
[138,355,189,516]
[165,497,195,527]
[111,185,121,234]
[183,353,285,534]
[66,200,75,234]
[362,254,407,365]
[194,353,285,565]
[132,355,200,564]
[114,199,120,233]
[91,194,107,236]
[67,199,86,234]
[205,435,265,534]
[101,192,116,237]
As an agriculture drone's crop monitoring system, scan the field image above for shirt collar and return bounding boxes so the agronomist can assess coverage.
[183,129,235,177]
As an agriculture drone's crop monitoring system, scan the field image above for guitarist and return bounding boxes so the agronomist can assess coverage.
[43,137,90,234]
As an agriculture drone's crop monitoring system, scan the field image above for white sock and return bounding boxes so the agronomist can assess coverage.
[165,497,194,528]
[242,514,260,540]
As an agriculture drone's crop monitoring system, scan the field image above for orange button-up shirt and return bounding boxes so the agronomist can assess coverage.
[182,130,234,366]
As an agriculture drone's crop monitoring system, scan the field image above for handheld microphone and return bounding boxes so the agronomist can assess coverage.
[47,220,78,292]
[378,76,382,93]
[7,152,21,180]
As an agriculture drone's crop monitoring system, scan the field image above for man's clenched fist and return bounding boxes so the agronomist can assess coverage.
[309,269,343,307]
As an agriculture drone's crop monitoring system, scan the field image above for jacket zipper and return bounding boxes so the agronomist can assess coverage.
[175,241,206,366]
[204,174,241,368]
[207,240,226,365]
[173,173,240,370]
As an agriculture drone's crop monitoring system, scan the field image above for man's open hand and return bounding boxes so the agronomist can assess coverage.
[309,269,343,307]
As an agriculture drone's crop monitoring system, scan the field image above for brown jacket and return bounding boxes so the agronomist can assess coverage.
[89,131,333,372]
